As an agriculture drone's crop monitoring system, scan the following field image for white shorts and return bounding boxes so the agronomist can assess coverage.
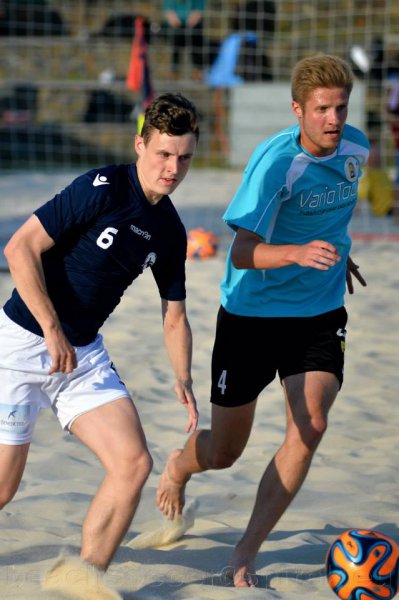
[0,310,131,445]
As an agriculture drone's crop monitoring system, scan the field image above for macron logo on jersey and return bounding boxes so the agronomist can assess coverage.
[93,174,110,187]
[130,224,151,240]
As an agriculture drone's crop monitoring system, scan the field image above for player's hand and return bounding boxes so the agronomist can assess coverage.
[346,255,367,294]
[292,240,341,269]
[174,378,199,433]
[44,328,77,374]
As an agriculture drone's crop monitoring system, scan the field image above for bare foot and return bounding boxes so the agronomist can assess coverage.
[42,557,122,599]
[157,448,190,520]
[223,550,258,587]
[127,498,198,549]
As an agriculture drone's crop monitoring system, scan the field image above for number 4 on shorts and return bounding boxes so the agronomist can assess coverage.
[218,369,227,395]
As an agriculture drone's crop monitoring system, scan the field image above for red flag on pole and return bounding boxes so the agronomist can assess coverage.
[126,16,154,109]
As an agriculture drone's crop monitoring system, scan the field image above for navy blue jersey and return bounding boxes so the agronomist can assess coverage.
[3,164,187,345]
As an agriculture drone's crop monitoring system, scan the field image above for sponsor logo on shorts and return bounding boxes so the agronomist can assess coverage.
[0,404,30,434]
[336,328,346,352]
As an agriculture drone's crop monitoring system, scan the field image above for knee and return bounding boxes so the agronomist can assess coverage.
[207,447,242,470]
[297,416,328,452]
[132,450,153,486]
[114,448,153,489]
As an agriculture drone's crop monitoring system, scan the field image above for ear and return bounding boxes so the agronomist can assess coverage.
[134,134,144,156]
[292,100,303,119]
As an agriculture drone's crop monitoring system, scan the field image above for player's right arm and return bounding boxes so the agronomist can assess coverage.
[4,214,77,374]
[231,227,341,271]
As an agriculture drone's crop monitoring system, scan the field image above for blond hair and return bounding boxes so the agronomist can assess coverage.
[291,54,354,106]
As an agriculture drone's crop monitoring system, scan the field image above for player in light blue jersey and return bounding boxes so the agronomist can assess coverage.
[158,54,369,586]
[221,121,369,317]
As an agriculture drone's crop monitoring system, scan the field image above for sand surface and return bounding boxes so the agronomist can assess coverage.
[0,169,398,599]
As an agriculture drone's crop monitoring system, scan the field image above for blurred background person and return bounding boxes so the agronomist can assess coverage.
[162,0,206,80]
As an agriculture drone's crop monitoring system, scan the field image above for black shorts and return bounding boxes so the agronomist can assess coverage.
[210,305,348,407]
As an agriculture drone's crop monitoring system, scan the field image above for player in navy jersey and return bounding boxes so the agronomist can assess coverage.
[157,56,369,586]
[0,93,199,584]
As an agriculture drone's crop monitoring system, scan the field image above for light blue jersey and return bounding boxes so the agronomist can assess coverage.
[221,123,369,317]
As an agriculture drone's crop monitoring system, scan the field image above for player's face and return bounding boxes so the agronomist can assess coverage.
[135,129,197,204]
[292,87,349,157]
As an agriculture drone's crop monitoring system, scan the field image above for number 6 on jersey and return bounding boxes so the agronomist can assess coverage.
[96,227,118,249]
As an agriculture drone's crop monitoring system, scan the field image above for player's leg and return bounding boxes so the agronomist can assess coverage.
[157,399,257,519]
[0,401,38,507]
[0,311,49,509]
[157,306,272,519]
[0,443,30,508]
[230,370,339,586]
[229,308,347,586]
[70,396,152,571]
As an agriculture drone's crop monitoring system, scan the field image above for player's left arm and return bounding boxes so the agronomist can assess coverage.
[346,254,367,294]
[161,298,198,433]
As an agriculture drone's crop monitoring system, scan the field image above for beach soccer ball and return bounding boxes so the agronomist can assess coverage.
[325,529,399,599]
[187,227,219,260]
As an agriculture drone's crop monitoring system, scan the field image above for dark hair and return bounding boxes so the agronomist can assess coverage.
[291,54,354,106]
[141,93,200,143]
